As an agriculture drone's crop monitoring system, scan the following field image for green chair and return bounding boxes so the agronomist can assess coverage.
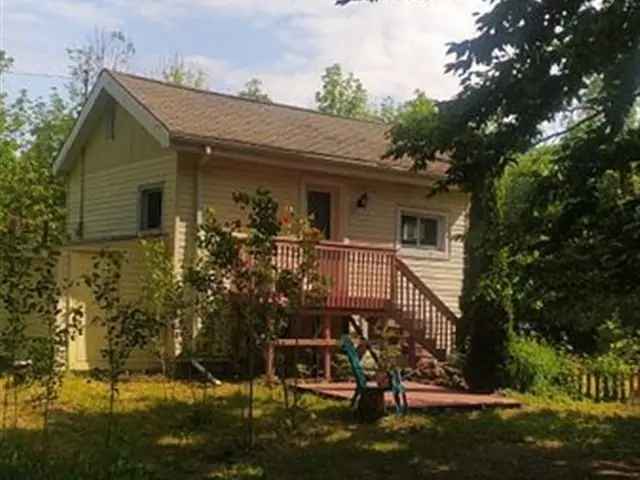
[340,335,370,409]
[340,335,407,414]
[389,367,408,415]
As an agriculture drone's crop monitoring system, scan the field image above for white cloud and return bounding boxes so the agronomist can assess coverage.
[38,0,123,28]
[4,0,490,107]
[168,0,489,106]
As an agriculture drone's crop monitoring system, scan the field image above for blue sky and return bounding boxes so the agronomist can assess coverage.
[2,0,488,107]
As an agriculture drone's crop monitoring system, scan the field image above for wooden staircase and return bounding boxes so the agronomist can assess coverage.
[391,258,457,361]
[269,240,458,379]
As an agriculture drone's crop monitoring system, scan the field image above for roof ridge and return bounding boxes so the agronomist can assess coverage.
[107,69,388,128]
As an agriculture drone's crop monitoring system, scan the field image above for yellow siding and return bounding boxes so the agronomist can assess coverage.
[175,154,468,314]
[60,95,468,371]
[65,102,176,242]
[347,183,468,314]
[63,99,177,371]
[174,156,198,272]
[65,242,158,370]
[200,159,301,222]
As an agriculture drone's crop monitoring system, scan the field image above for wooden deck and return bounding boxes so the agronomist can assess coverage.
[296,381,522,411]
[266,240,460,381]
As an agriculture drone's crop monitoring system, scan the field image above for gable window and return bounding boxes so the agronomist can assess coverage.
[399,211,445,251]
[139,186,163,231]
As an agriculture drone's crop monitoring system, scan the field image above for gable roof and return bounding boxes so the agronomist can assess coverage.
[54,70,449,179]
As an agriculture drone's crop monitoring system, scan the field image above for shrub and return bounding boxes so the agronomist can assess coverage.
[505,335,579,396]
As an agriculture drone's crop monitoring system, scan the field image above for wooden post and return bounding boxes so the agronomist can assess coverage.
[265,342,275,383]
[322,315,332,382]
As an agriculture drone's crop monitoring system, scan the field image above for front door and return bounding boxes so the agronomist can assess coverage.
[306,188,348,304]
[307,190,333,240]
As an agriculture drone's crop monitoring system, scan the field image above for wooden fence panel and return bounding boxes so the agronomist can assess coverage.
[578,371,640,402]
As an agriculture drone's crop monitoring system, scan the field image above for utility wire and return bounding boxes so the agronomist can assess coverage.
[7,71,72,80]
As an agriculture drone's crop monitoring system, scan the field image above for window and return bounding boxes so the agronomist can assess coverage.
[399,211,445,250]
[139,187,163,231]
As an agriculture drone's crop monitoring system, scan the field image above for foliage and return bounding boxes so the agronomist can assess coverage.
[0,90,75,436]
[238,78,272,103]
[584,351,636,380]
[505,333,638,402]
[158,53,208,89]
[495,143,640,353]
[377,90,434,124]
[505,335,580,396]
[595,319,640,364]
[83,250,157,446]
[66,29,136,105]
[315,64,372,119]
[24,252,83,449]
[365,0,640,391]
[139,239,185,383]
[314,64,431,123]
[0,49,83,452]
[370,322,402,372]
[184,189,326,447]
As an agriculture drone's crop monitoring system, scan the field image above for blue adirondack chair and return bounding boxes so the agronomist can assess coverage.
[340,335,408,414]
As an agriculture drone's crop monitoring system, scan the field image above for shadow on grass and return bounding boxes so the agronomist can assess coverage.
[1,381,640,480]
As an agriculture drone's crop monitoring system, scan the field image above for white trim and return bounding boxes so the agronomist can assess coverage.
[53,70,171,175]
[395,207,449,259]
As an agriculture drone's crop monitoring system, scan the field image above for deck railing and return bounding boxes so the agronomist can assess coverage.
[275,239,396,311]
[274,239,458,358]
[393,258,457,355]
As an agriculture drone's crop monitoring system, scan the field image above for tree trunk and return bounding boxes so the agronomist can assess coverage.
[247,343,256,450]
[460,176,512,392]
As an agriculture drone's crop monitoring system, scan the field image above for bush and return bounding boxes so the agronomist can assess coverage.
[585,352,635,378]
[505,335,579,396]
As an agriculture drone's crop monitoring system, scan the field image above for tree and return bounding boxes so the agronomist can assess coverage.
[315,64,371,119]
[158,53,208,89]
[377,96,402,124]
[139,239,185,389]
[185,189,325,448]
[378,0,640,390]
[238,78,272,103]
[0,51,81,441]
[83,251,156,447]
[66,29,136,106]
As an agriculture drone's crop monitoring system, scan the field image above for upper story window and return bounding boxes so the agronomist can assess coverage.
[139,186,163,231]
[399,210,446,251]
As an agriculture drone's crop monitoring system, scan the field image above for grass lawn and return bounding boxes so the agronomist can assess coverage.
[1,375,639,479]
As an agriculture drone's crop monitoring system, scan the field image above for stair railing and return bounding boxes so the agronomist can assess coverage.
[393,257,458,356]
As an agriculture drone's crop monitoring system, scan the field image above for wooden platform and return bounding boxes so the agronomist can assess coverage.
[297,381,522,411]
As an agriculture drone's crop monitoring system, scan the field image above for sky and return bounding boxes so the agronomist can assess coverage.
[1,0,489,107]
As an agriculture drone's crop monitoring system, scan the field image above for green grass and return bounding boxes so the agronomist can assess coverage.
[1,375,639,479]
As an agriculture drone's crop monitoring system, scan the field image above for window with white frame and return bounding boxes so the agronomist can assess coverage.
[399,211,446,251]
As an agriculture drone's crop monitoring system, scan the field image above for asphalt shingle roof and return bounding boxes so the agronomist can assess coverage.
[110,71,449,177]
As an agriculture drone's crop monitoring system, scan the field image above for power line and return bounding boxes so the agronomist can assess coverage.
[7,70,72,80]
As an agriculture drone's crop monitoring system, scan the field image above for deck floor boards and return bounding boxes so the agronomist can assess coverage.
[296,381,522,410]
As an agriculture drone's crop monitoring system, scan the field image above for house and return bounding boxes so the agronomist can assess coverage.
[53,70,468,377]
